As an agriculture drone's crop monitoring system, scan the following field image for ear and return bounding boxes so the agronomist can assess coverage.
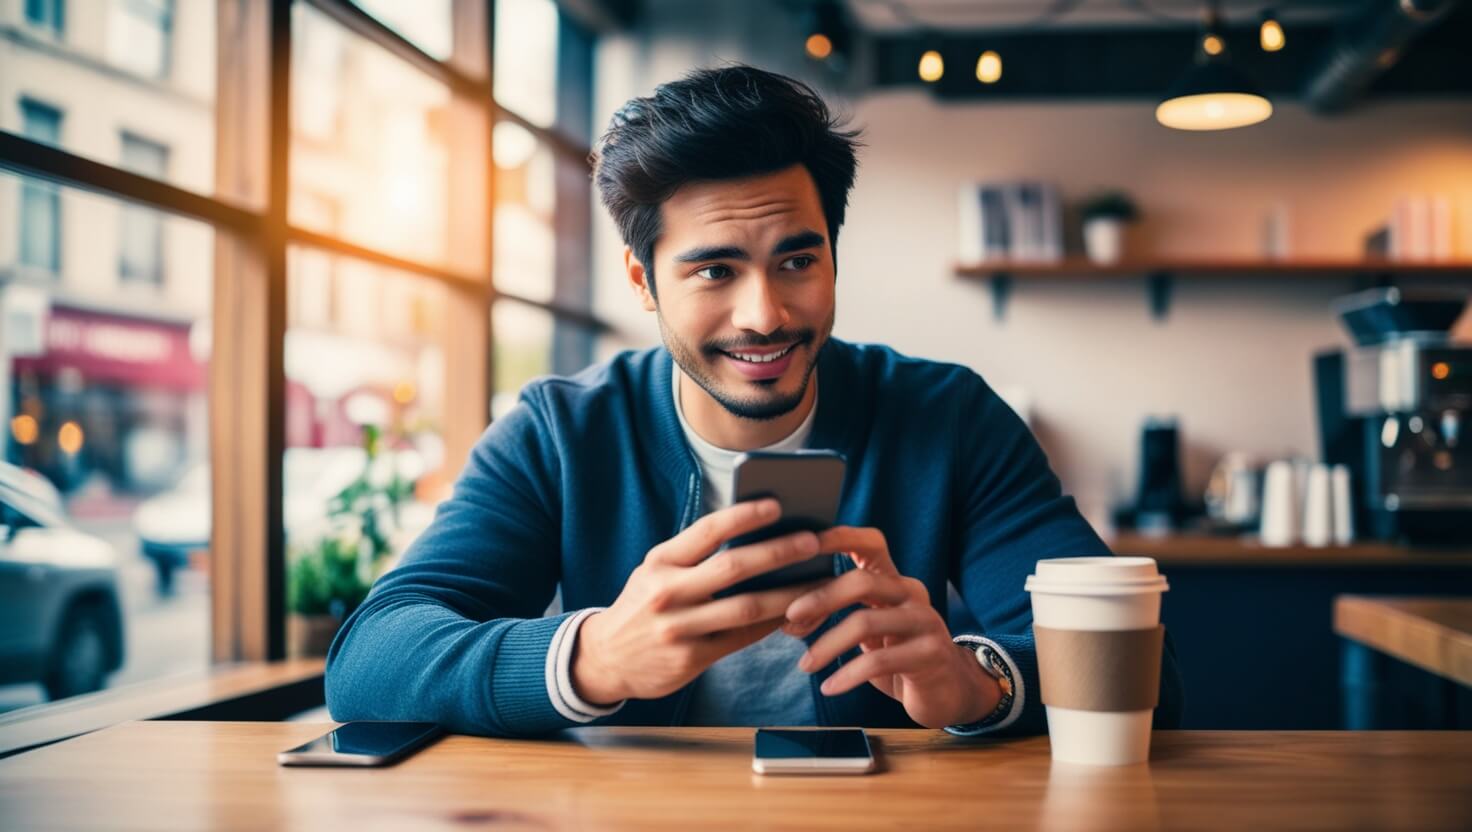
[625,247,657,312]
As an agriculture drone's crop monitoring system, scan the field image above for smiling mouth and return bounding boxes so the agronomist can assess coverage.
[719,343,798,364]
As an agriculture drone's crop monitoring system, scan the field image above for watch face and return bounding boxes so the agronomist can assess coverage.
[974,645,1014,725]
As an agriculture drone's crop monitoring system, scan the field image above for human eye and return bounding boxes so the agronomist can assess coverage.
[693,264,734,281]
[779,254,817,271]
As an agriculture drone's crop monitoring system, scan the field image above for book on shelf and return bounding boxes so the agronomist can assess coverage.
[957,180,1063,265]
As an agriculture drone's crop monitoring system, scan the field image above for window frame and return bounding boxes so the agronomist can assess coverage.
[0,0,613,663]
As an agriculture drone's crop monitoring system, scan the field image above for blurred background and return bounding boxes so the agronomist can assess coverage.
[1,0,1469,730]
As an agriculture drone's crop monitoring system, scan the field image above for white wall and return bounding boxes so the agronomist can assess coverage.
[592,19,1472,534]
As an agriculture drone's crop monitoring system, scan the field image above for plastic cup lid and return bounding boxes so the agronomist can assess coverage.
[1025,556,1168,594]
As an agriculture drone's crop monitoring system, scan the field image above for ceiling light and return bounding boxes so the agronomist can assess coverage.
[806,33,833,60]
[1158,3,1272,130]
[918,49,944,82]
[976,50,1002,84]
[1259,9,1285,52]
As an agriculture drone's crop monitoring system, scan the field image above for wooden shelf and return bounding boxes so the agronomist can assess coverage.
[955,257,1472,279]
[957,257,1471,321]
[1110,532,1472,567]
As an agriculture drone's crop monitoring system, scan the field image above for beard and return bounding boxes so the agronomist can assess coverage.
[657,308,832,422]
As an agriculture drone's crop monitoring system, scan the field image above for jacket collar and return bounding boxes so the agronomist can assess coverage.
[646,338,861,489]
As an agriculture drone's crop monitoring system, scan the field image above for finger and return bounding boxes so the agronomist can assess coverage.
[784,568,912,625]
[798,607,931,673]
[815,526,898,575]
[659,581,818,640]
[673,530,822,601]
[817,638,938,697]
[647,499,780,567]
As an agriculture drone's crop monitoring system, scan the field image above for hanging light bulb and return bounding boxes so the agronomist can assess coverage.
[918,49,944,82]
[802,2,849,65]
[1157,2,1272,130]
[976,50,1002,84]
[806,33,833,60]
[1259,9,1285,52]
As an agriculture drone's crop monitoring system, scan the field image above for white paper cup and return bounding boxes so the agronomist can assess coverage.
[1026,557,1168,766]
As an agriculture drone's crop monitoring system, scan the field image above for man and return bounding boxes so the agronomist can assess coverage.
[326,65,1184,737]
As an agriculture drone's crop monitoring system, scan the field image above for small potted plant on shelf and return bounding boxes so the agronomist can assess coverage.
[285,424,413,658]
[1080,191,1140,265]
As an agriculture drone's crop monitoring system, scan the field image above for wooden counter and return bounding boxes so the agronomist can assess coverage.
[2,722,1469,830]
[1111,532,1472,568]
[1335,596,1472,687]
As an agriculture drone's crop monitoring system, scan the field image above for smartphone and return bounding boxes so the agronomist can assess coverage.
[752,728,875,775]
[714,450,846,599]
[277,721,442,767]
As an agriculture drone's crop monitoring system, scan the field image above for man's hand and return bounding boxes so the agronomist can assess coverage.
[781,527,1002,729]
[571,499,832,706]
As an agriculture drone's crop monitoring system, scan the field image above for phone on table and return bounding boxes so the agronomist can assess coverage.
[713,450,846,599]
[752,728,875,775]
[277,721,442,767]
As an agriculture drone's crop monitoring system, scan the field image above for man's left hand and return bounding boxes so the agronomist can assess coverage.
[781,527,1002,729]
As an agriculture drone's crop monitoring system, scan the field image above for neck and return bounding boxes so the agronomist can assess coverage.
[679,369,818,451]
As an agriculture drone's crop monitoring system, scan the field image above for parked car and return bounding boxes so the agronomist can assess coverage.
[133,447,428,593]
[0,462,125,701]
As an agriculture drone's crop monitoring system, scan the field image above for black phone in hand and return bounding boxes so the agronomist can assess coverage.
[713,450,846,599]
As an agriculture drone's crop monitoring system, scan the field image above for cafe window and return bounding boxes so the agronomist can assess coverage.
[0,0,611,709]
[118,133,170,286]
[18,100,62,273]
[351,0,453,60]
[0,171,213,712]
[494,0,559,128]
[291,1,453,269]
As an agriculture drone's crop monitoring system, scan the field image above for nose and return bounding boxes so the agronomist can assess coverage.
[729,271,790,336]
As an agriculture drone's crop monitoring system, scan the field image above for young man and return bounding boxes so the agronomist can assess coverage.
[326,65,1184,737]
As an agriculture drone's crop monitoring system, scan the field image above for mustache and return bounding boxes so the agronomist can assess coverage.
[704,330,813,354]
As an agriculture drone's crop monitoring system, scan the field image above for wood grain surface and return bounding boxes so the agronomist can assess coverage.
[2,722,1469,831]
[1335,596,1472,687]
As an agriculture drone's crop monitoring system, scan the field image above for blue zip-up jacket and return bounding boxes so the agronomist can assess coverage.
[325,338,1185,737]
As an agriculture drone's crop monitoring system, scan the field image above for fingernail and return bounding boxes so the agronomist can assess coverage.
[820,679,834,695]
[798,653,813,671]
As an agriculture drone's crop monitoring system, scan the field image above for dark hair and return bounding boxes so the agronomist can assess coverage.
[590,64,862,297]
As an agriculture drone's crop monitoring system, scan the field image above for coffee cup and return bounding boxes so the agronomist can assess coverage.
[1025,557,1169,766]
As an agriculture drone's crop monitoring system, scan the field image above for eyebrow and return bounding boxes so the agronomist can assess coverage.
[672,229,827,263]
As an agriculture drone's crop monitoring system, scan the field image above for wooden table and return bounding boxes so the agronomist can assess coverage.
[2,723,1469,831]
[1335,596,1472,729]
[1335,597,1472,688]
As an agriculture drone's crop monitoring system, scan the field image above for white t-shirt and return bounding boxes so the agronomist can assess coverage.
[673,363,821,726]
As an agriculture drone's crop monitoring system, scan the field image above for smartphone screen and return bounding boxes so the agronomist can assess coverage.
[753,728,875,775]
[755,728,872,759]
[277,721,442,767]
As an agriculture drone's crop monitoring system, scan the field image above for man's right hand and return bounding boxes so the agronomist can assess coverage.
[570,498,828,706]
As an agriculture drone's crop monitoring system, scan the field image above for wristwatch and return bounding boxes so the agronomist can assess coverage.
[947,636,1016,733]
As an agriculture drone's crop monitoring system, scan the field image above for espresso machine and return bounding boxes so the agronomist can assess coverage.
[1314,288,1472,543]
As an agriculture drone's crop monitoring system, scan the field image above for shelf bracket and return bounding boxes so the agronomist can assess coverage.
[990,273,1012,322]
[1147,271,1173,321]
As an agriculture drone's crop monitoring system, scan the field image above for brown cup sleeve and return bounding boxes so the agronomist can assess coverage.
[1034,624,1165,712]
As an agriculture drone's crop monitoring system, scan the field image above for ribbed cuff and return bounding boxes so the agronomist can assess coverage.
[944,635,1025,736]
[485,613,599,736]
[548,606,626,722]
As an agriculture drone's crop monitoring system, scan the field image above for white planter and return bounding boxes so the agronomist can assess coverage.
[1084,217,1126,264]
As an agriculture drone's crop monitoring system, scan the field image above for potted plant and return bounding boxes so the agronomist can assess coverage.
[285,425,413,657]
[1080,191,1140,264]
